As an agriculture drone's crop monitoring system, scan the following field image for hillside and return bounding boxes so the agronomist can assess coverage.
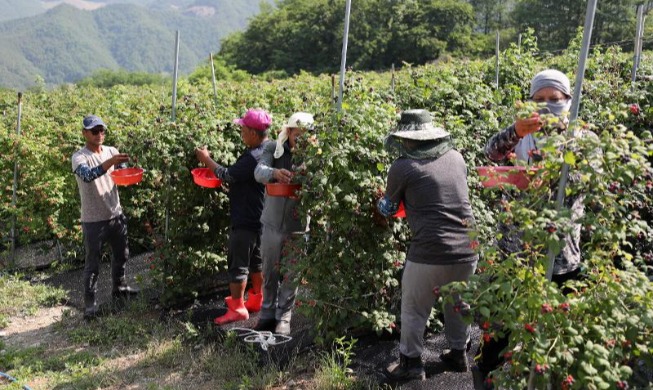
[0,0,269,90]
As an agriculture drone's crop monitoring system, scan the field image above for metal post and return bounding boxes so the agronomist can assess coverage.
[209,52,218,103]
[495,31,500,89]
[337,0,352,112]
[171,30,180,122]
[391,63,396,93]
[546,4,598,282]
[518,33,522,51]
[166,30,180,242]
[631,5,645,85]
[10,92,22,268]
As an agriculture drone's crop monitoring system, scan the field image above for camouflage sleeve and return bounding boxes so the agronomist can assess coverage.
[484,124,521,163]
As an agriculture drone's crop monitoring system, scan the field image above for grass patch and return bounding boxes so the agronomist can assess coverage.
[0,274,67,328]
[0,276,378,389]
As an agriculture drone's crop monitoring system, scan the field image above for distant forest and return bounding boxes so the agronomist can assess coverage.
[219,0,653,76]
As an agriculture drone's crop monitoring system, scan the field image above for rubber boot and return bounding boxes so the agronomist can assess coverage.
[384,353,426,381]
[244,288,263,313]
[214,297,249,325]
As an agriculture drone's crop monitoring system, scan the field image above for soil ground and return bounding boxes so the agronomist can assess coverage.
[2,249,482,389]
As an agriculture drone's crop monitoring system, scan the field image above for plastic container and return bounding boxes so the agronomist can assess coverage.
[110,167,144,186]
[191,168,222,188]
[393,201,406,218]
[266,183,301,198]
[475,166,531,190]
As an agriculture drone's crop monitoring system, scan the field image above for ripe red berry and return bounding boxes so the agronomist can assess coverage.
[629,103,640,115]
[544,223,557,233]
[541,303,553,314]
[562,375,574,387]
[432,286,441,297]
[616,380,629,389]
[524,323,536,333]
[559,302,570,312]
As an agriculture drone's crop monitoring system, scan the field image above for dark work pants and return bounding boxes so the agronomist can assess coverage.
[474,268,582,374]
[82,214,129,300]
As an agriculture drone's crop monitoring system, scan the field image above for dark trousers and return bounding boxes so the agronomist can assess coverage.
[82,214,129,298]
[227,228,263,283]
[474,269,582,374]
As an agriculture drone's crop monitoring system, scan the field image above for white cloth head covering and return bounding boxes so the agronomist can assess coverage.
[529,69,572,98]
[274,112,314,159]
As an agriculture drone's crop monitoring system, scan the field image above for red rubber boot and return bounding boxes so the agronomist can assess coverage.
[214,297,249,325]
[244,289,263,313]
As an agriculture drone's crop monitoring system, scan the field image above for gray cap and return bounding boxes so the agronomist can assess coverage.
[529,69,572,98]
[83,115,106,130]
[389,109,450,141]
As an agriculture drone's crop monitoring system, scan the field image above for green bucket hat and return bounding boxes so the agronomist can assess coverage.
[390,109,450,141]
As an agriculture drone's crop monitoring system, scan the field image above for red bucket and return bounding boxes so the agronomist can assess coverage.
[475,166,532,190]
[393,201,406,218]
[192,168,222,188]
[110,167,144,186]
[266,183,301,198]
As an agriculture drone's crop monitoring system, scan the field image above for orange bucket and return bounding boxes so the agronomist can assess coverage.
[110,167,144,186]
[475,166,532,190]
[266,183,301,198]
[192,168,222,188]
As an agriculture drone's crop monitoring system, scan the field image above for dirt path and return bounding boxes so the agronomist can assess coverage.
[1,305,69,350]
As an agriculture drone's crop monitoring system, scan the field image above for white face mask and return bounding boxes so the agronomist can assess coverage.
[546,99,572,117]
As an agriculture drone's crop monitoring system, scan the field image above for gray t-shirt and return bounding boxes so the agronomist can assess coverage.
[71,146,123,223]
[385,150,478,265]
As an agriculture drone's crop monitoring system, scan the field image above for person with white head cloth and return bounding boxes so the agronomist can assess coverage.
[474,70,597,389]
[253,112,314,336]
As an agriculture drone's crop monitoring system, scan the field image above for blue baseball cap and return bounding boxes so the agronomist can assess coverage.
[83,115,106,130]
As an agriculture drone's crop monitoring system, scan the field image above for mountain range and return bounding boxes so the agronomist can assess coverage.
[0,0,268,90]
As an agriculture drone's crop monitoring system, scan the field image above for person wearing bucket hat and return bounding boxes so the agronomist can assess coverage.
[195,108,272,325]
[252,111,315,336]
[377,109,478,381]
[474,70,597,389]
[71,115,140,320]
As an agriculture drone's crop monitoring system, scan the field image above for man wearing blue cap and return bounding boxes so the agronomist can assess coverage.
[72,115,139,320]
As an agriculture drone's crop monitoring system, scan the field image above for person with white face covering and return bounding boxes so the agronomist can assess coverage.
[486,69,573,164]
[473,70,595,389]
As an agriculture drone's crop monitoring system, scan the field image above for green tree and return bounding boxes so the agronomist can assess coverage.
[468,0,514,34]
[512,0,641,52]
[219,0,477,74]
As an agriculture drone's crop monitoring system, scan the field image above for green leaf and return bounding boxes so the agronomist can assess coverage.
[376,162,385,172]
[564,151,576,165]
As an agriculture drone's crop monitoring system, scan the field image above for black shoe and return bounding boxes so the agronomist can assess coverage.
[440,348,469,372]
[112,285,140,299]
[384,354,426,381]
[472,365,493,389]
[83,307,99,320]
[253,318,277,332]
[84,293,98,320]
[275,320,291,335]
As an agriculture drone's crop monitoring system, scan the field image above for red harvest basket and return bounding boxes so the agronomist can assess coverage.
[393,201,406,218]
[266,183,301,198]
[475,166,532,190]
[191,168,222,188]
[110,167,144,186]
